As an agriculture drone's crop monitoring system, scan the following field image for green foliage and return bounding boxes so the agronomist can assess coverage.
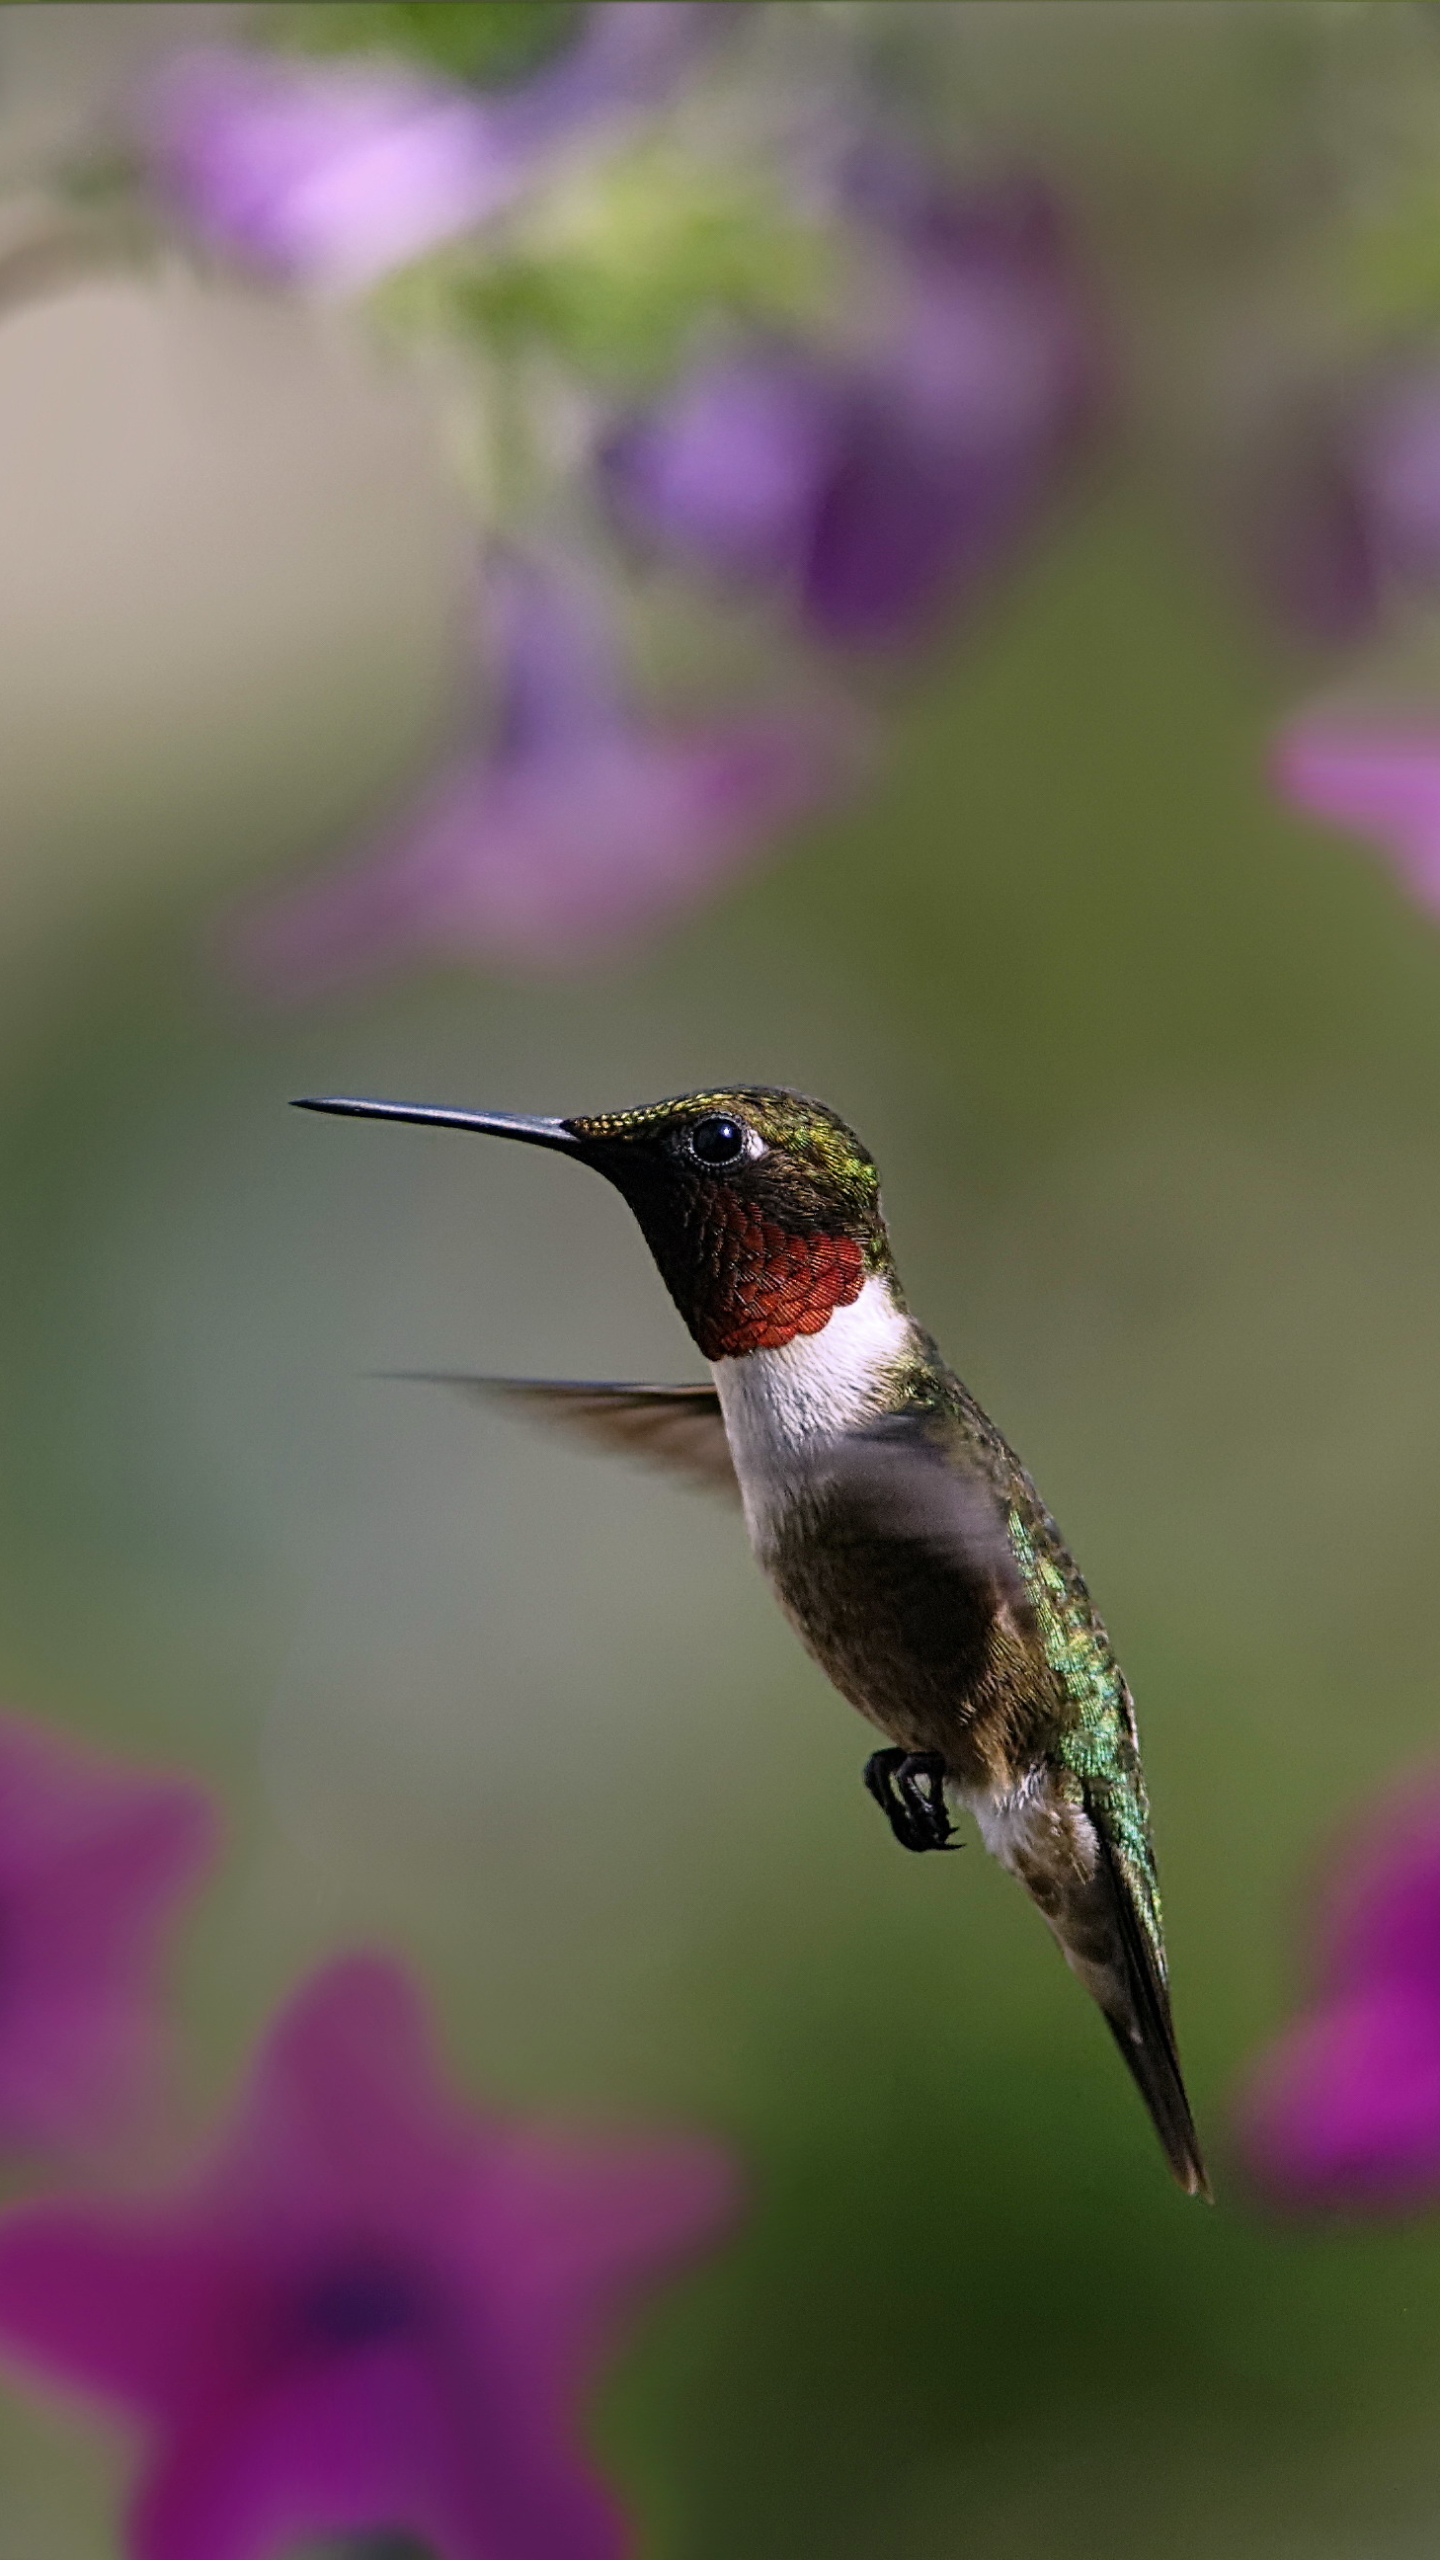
[375,147,837,387]
[268,1,583,89]
[1341,166,1440,331]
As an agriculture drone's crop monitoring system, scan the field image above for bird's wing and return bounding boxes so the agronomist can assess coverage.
[392,1375,740,1500]
[816,1413,1035,1618]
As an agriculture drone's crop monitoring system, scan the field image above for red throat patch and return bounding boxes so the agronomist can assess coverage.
[701,1208,866,1358]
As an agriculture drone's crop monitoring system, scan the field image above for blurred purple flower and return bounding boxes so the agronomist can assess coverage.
[1272,720,1440,913]
[146,5,728,290]
[232,550,851,987]
[1238,1774,1440,2209]
[1353,369,1440,590]
[1254,367,1440,643]
[604,174,1093,647]
[0,1953,737,2560]
[146,50,515,288]
[0,1714,215,2159]
[1249,426,1384,646]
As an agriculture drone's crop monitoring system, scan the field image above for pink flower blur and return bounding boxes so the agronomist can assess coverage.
[145,10,732,293]
[0,1953,738,2560]
[604,172,1095,650]
[147,49,521,291]
[0,1713,215,2157]
[1272,722,1440,913]
[1238,1774,1440,2209]
[231,551,851,988]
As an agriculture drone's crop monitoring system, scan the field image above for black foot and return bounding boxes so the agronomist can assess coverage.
[863,1748,957,1854]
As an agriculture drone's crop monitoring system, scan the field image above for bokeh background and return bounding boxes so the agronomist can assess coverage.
[4,6,1440,2556]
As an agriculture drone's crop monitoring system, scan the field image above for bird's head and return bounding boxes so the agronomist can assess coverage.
[296,1085,896,1359]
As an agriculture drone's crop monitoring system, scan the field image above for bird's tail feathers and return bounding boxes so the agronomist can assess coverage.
[1084,1793,1210,2201]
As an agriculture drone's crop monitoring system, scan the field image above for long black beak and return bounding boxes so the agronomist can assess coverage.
[292,1096,579,1152]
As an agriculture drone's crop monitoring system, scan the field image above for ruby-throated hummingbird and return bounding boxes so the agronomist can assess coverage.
[297,1083,1208,2198]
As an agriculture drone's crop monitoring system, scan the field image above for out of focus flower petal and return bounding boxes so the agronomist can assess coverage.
[0,1953,737,2560]
[147,50,519,287]
[1352,368,1440,588]
[1251,445,1382,644]
[477,2129,740,2391]
[146,8,733,291]
[1235,1768,1440,2210]
[487,544,626,755]
[232,550,854,988]
[0,1715,216,2158]
[236,712,845,983]
[1309,1775,1440,1997]
[1273,721,1440,911]
[605,350,841,583]
[606,173,1094,648]
[208,1953,476,2242]
[1254,367,1440,642]
[506,3,734,130]
[810,176,1092,644]
[1240,1981,1440,2211]
[800,382,1052,645]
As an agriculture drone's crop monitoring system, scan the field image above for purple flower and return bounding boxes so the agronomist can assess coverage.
[1244,415,1383,647]
[1272,720,1440,913]
[231,550,851,987]
[1237,1774,1440,2209]
[1352,369,1440,589]
[604,175,1093,647]
[145,6,729,291]
[146,50,516,288]
[604,351,841,587]
[1252,366,1440,643]
[0,1714,215,2158]
[0,1954,737,2560]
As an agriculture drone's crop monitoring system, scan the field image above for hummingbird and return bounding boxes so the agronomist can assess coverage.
[296,1082,1208,2198]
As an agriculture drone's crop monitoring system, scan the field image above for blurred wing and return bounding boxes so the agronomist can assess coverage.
[818,1415,1033,1620]
[393,1375,739,1500]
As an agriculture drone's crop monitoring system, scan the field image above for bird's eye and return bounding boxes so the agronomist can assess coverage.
[689,1114,751,1168]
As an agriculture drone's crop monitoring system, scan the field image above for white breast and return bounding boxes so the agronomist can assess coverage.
[711,1272,914,1542]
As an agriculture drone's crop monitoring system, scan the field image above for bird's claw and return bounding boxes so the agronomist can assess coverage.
[863,1748,957,1853]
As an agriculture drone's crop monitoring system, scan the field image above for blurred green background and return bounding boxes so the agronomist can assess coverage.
[4,8,1440,2558]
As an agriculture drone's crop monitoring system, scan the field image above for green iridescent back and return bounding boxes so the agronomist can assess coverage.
[1004,1507,1166,1975]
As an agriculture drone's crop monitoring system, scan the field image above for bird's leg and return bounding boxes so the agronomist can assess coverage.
[863,1748,957,1853]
